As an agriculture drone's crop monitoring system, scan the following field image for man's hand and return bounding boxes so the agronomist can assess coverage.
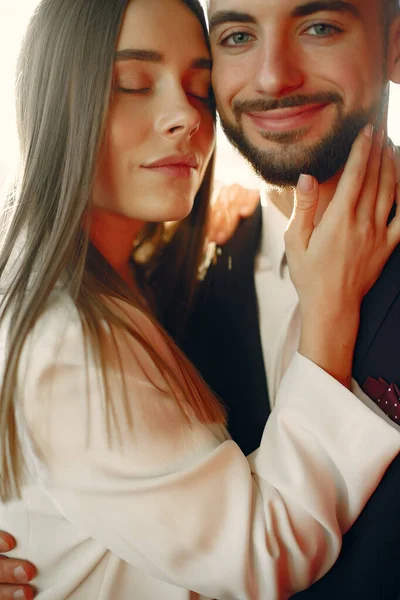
[207,183,260,245]
[0,533,36,599]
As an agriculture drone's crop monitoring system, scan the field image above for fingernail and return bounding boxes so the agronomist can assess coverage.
[240,206,252,216]
[388,143,396,160]
[364,124,374,139]
[297,174,314,193]
[14,566,28,582]
[13,590,26,600]
[0,539,10,551]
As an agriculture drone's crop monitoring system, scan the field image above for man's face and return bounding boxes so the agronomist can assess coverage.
[209,0,394,186]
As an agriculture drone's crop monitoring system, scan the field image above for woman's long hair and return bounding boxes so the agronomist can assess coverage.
[0,0,224,502]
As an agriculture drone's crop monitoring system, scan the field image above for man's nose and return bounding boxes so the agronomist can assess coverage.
[253,36,304,98]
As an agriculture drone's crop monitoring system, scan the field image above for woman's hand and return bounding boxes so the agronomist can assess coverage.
[207,183,260,245]
[0,533,36,599]
[285,126,400,386]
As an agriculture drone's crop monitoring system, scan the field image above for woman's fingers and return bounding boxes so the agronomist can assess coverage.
[0,536,37,598]
[355,129,385,220]
[0,536,15,554]
[207,184,260,245]
[375,141,397,229]
[0,585,35,599]
[285,174,319,254]
[0,558,36,586]
[330,124,374,214]
[387,182,400,250]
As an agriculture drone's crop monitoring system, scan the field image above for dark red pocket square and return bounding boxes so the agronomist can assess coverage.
[363,377,400,424]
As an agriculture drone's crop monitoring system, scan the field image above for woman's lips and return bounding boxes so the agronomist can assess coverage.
[143,165,195,178]
[247,103,330,132]
[142,154,198,179]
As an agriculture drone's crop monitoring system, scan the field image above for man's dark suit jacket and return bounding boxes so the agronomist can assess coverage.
[181,203,400,600]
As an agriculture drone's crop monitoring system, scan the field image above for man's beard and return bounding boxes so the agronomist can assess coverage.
[218,92,386,187]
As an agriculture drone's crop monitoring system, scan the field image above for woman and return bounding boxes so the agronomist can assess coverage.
[0,0,399,598]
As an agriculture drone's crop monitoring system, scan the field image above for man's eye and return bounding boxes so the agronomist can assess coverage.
[220,32,255,47]
[304,23,341,37]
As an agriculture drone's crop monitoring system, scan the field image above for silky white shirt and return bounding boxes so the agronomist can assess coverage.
[1,288,400,599]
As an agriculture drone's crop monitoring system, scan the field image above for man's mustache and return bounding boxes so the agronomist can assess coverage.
[232,92,343,120]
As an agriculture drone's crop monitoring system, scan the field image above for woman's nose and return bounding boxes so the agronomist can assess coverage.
[154,95,201,140]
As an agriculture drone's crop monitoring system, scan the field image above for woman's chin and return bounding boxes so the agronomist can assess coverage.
[153,197,195,223]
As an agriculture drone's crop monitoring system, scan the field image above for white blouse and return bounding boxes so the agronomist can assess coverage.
[0,289,399,600]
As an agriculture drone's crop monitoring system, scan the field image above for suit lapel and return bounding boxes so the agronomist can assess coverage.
[182,203,270,455]
[353,243,400,383]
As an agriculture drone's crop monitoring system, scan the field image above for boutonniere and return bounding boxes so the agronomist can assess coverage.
[363,377,400,424]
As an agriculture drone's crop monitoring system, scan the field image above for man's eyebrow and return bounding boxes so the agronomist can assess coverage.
[292,1,361,18]
[114,50,211,70]
[209,11,257,34]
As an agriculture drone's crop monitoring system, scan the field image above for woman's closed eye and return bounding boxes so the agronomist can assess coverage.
[184,78,213,105]
[114,72,151,95]
[187,90,213,104]
[116,86,151,94]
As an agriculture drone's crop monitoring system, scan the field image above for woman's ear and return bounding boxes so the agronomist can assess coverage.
[388,15,400,84]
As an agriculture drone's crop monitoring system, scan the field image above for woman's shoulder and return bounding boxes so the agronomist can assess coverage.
[0,288,80,359]
[19,289,85,369]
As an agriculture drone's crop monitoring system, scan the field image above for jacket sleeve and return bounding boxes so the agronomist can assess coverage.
[21,298,400,600]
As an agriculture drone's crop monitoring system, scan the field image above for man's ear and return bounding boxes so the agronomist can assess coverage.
[388,15,400,84]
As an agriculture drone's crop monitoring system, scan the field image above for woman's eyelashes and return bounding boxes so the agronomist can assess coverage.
[187,86,214,104]
[115,86,150,94]
[114,78,212,105]
[115,88,211,103]
[114,70,151,94]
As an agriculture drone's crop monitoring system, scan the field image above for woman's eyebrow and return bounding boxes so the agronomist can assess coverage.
[115,49,163,63]
[115,49,211,70]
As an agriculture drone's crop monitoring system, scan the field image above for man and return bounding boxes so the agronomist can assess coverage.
[0,0,399,598]
[183,0,400,598]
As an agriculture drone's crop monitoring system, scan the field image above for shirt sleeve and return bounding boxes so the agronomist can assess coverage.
[21,298,400,600]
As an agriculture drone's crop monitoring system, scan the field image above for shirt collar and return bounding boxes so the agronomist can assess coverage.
[259,185,289,279]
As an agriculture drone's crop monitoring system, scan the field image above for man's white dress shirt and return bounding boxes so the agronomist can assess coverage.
[255,189,300,407]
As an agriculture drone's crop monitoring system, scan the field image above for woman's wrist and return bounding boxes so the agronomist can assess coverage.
[298,307,360,389]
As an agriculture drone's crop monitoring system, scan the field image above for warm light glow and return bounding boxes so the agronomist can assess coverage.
[0,0,40,188]
[1,1,400,189]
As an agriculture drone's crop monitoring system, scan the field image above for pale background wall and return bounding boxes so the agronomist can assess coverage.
[1,0,400,190]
